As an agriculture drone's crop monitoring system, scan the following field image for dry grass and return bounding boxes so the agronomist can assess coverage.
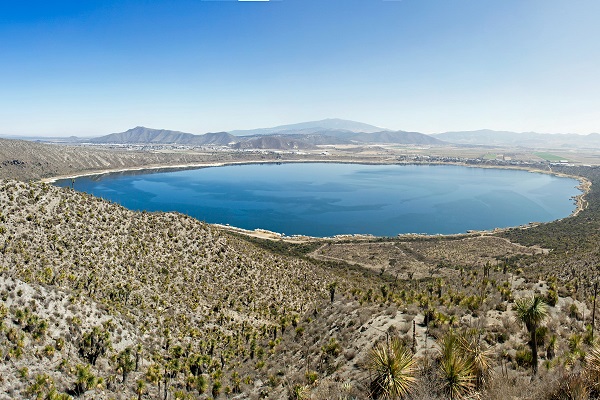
[0,139,599,399]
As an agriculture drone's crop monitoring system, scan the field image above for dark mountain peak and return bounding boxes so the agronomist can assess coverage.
[90,127,235,146]
[90,124,445,147]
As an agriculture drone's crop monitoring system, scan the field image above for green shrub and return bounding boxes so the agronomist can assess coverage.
[545,289,558,306]
[515,349,532,368]
[212,380,221,398]
[495,332,509,344]
[305,370,318,385]
[536,326,548,346]
[321,338,342,357]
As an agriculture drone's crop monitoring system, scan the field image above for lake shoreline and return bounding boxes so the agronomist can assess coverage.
[42,158,590,242]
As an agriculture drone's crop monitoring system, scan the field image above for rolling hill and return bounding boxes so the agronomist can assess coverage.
[90,126,237,146]
[88,123,446,149]
[231,136,317,150]
[348,130,445,145]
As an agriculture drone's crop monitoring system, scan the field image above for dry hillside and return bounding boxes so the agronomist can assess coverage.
[0,138,294,181]
[0,139,599,399]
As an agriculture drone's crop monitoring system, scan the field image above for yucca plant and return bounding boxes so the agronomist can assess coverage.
[289,383,310,400]
[367,338,417,399]
[135,380,146,400]
[514,296,548,375]
[458,332,492,390]
[439,353,476,400]
[438,331,476,400]
[586,343,600,394]
[74,364,96,396]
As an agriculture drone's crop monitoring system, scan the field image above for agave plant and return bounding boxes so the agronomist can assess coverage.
[367,338,417,399]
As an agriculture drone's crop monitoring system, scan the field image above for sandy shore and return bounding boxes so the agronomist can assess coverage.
[41,160,264,183]
[40,158,366,184]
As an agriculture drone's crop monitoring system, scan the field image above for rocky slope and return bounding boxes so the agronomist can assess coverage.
[1,140,600,399]
[0,180,380,398]
[0,138,291,181]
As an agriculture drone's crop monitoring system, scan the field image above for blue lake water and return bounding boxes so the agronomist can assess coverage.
[55,163,582,237]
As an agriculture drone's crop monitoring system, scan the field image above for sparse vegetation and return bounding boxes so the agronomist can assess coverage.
[1,146,600,398]
[367,337,416,399]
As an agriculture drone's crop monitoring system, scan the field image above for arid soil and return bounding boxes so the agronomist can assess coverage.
[1,138,599,399]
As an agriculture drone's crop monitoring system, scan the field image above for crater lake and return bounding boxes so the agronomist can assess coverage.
[55,163,582,237]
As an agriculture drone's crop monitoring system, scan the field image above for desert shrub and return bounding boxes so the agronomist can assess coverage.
[536,326,548,346]
[569,303,582,320]
[305,371,318,385]
[495,331,509,344]
[545,289,558,306]
[544,372,590,400]
[515,349,532,368]
[321,338,342,357]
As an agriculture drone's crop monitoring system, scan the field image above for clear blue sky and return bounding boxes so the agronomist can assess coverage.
[1,0,599,136]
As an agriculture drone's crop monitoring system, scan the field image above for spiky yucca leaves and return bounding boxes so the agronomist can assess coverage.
[439,329,459,362]
[586,343,600,394]
[74,364,97,396]
[289,384,310,400]
[547,343,600,399]
[547,372,590,400]
[437,331,476,400]
[367,338,417,399]
[135,380,146,400]
[458,331,493,390]
[514,296,548,375]
[440,354,476,400]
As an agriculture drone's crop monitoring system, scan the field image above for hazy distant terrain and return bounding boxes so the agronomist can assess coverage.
[433,129,600,148]
[38,120,600,150]
[90,126,237,146]
[14,119,600,151]
[228,118,387,135]
[230,135,317,150]
[86,119,447,149]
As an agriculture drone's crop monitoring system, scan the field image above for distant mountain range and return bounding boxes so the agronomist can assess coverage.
[87,119,445,150]
[231,136,317,150]
[90,126,237,146]
[16,119,599,150]
[228,118,386,136]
